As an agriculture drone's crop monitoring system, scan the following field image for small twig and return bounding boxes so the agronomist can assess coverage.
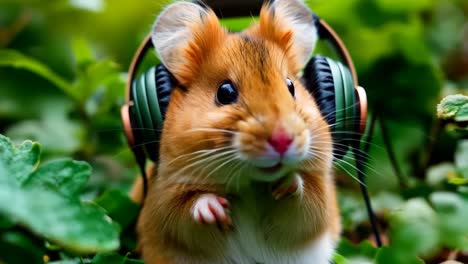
[0,10,32,47]
[378,116,408,189]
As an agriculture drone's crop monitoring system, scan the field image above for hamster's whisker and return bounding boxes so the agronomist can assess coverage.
[195,157,239,186]
[319,102,360,120]
[173,149,237,178]
[189,150,239,183]
[199,152,239,182]
[167,146,233,165]
[223,161,240,189]
[307,148,373,183]
[109,139,162,159]
[307,150,366,186]
[309,131,385,151]
[308,140,374,161]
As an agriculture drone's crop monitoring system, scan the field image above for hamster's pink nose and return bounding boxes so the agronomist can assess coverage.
[268,128,293,155]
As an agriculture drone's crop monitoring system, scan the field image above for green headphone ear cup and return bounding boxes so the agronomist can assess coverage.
[326,58,346,135]
[131,79,145,143]
[336,61,357,135]
[133,70,159,161]
[144,67,163,131]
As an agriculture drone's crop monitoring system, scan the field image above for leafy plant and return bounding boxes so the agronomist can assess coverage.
[0,134,140,263]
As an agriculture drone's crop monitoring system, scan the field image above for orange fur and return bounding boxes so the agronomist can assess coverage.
[131,1,340,263]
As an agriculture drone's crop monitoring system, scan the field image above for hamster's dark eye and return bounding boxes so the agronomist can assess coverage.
[286,78,295,98]
[216,81,238,105]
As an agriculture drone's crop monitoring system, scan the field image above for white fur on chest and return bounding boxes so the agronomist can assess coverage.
[222,197,335,264]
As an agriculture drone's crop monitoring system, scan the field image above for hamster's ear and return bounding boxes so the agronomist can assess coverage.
[257,0,318,73]
[151,2,226,86]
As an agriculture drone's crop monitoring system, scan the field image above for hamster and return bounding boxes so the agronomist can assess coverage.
[130,0,341,263]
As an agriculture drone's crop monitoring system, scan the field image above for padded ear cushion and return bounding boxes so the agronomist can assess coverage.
[132,69,159,161]
[302,55,336,126]
[302,55,350,159]
[155,64,174,119]
[129,64,175,162]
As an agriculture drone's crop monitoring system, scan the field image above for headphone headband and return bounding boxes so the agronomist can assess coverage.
[122,10,368,147]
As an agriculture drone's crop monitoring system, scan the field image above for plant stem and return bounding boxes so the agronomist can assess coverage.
[378,116,408,189]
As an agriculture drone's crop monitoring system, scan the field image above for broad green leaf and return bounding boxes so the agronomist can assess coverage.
[0,135,120,253]
[23,158,92,197]
[94,189,140,230]
[0,185,120,254]
[374,246,424,264]
[0,134,40,184]
[430,192,468,250]
[0,231,45,264]
[455,105,468,122]
[437,94,468,121]
[0,49,79,101]
[388,198,439,257]
[92,253,144,264]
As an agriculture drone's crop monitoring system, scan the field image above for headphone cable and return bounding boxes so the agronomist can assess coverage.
[353,111,382,247]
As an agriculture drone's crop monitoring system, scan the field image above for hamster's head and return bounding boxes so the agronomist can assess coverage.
[153,0,333,184]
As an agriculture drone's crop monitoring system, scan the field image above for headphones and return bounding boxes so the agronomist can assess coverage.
[120,0,382,247]
[120,10,368,165]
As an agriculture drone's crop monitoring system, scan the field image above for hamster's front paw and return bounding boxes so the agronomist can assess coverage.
[272,173,303,200]
[191,194,232,230]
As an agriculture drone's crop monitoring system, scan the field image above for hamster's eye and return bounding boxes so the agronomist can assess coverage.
[286,78,295,98]
[216,81,238,105]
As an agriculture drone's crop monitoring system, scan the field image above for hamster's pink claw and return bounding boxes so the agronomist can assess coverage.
[272,174,303,200]
[192,194,231,228]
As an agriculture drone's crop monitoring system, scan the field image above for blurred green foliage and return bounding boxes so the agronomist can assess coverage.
[0,0,467,263]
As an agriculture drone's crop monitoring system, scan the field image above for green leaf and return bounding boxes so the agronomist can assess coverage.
[23,158,92,197]
[0,49,79,101]
[455,105,468,122]
[0,135,120,254]
[75,59,124,105]
[430,192,468,250]
[375,246,424,264]
[388,198,439,257]
[437,94,468,120]
[94,189,140,230]
[72,36,95,68]
[0,186,120,253]
[0,134,40,184]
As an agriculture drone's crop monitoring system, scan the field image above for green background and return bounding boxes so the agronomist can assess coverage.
[0,0,467,263]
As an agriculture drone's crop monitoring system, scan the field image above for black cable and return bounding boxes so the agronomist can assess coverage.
[379,117,407,189]
[131,145,148,200]
[353,147,382,247]
[137,158,148,201]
